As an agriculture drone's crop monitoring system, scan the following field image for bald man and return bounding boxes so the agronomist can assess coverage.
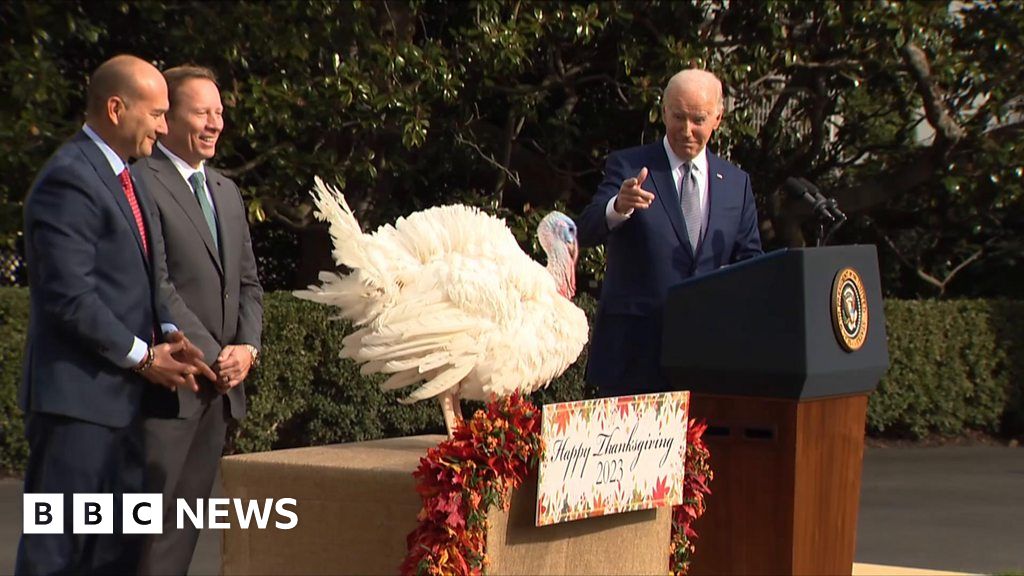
[17,55,214,575]
[577,69,763,397]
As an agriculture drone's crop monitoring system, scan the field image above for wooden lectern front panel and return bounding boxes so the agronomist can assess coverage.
[687,393,868,576]
[792,395,868,574]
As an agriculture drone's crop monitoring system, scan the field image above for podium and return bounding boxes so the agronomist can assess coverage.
[662,246,889,575]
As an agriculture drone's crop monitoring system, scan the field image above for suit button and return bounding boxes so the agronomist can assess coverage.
[224,293,229,300]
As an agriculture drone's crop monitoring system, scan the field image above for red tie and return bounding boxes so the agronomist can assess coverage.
[118,168,149,257]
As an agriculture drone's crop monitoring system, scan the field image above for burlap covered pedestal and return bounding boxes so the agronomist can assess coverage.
[221,435,670,575]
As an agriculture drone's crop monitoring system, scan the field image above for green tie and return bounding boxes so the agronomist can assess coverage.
[188,171,219,252]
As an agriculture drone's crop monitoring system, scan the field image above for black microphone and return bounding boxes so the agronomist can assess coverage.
[783,177,833,222]
[799,178,847,223]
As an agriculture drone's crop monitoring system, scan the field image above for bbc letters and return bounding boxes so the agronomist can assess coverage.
[24,494,298,534]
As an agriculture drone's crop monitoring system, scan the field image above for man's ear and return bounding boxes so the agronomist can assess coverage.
[711,107,724,129]
[107,96,125,125]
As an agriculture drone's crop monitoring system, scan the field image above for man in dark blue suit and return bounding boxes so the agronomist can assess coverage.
[17,55,215,575]
[578,69,763,398]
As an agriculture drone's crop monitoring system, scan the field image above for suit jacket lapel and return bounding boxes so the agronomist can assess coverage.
[206,167,233,277]
[149,148,223,274]
[701,152,730,259]
[75,132,150,267]
[648,143,693,259]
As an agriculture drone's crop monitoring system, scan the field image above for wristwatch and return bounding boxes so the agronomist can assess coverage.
[244,344,260,368]
[132,346,155,373]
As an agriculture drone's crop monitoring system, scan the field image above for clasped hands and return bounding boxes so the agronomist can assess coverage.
[138,334,254,394]
[138,331,215,392]
[212,345,253,393]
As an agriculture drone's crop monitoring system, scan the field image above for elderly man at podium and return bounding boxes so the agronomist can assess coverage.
[577,68,763,398]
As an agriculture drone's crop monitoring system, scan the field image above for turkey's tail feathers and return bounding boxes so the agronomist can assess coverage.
[293,177,395,324]
[309,176,368,272]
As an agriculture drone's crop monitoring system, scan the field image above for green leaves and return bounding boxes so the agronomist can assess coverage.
[0,0,1020,297]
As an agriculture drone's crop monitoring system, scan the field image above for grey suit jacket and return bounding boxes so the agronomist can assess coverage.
[136,147,263,420]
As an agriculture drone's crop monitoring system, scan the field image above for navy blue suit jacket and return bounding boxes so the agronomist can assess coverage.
[20,131,174,428]
[577,142,763,396]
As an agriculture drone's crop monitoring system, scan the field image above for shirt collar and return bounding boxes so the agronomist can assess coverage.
[661,135,708,176]
[157,141,206,184]
[82,123,128,176]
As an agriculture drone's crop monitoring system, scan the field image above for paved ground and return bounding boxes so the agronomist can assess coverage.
[855,446,1024,574]
[2,445,1022,575]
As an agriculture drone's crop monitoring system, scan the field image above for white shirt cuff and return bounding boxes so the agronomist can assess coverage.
[123,337,149,368]
[606,195,633,229]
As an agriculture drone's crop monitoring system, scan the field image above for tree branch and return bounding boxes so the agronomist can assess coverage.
[983,119,1024,141]
[901,42,965,143]
[876,226,985,297]
[758,85,794,156]
[944,248,984,287]
[492,111,518,204]
[262,197,315,231]
[218,143,293,178]
[454,133,521,190]
[876,228,944,291]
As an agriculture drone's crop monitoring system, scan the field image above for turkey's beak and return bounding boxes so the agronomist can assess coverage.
[568,238,578,263]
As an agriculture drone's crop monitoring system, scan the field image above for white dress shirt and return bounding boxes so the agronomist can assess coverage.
[605,136,711,234]
[157,141,217,219]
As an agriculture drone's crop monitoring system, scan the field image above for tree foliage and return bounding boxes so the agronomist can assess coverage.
[1,0,1021,297]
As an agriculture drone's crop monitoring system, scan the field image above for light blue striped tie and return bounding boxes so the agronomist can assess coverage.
[189,171,219,251]
[680,162,701,250]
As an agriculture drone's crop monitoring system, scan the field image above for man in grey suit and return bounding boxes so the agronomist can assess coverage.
[135,65,264,575]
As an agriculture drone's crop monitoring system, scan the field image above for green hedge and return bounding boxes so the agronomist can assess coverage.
[0,287,29,473]
[1,288,1021,474]
[868,299,1024,438]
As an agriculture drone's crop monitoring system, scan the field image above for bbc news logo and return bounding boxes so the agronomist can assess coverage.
[24,494,298,534]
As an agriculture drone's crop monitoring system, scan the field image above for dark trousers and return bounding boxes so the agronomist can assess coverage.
[138,396,229,576]
[16,412,145,576]
[589,312,671,398]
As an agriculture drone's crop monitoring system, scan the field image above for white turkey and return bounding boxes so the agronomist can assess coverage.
[294,177,589,436]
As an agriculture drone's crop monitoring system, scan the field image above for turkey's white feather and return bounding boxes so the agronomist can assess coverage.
[295,178,589,404]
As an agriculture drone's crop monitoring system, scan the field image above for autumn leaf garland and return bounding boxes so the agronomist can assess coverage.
[402,393,543,576]
[402,394,712,576]
[670,418,714,575]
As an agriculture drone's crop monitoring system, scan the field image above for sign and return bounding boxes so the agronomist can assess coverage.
[536,391,689,526]
[831,266,869,352]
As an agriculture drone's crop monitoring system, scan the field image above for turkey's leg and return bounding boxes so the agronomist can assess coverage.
[453,394,463,423]
[440,393,460,438]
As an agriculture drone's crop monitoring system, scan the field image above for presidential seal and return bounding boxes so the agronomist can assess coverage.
[831,267,868,352]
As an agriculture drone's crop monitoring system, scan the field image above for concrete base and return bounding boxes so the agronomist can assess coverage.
[220,435,669,575]
[853,564,977,576]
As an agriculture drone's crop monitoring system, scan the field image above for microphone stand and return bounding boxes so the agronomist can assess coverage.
[795,178,845,247]
[819,197,846,247]
[783,177,848,246]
